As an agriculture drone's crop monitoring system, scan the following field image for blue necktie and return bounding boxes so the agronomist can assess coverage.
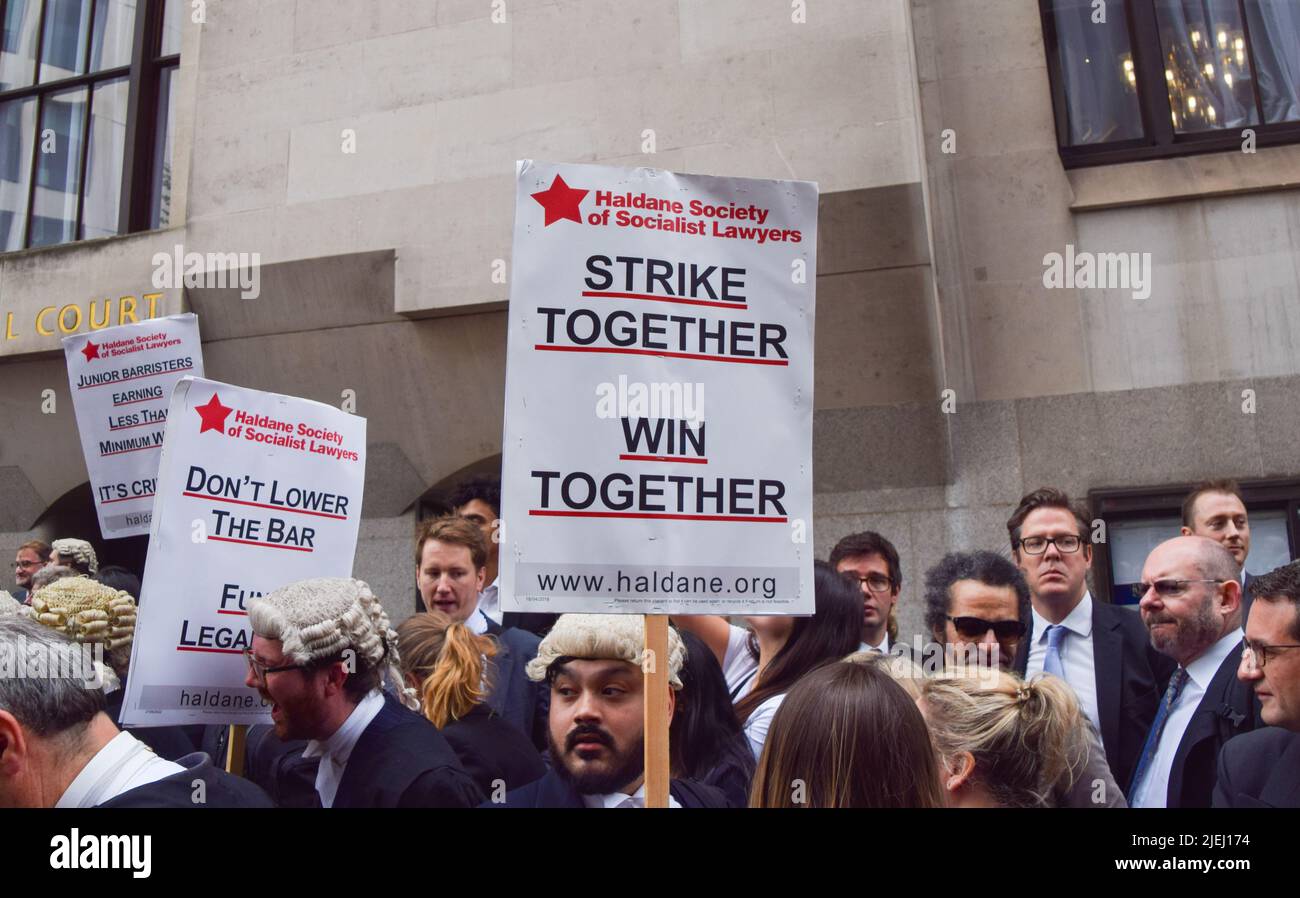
[1043,625,1067,679]
[1128,668,1190,798]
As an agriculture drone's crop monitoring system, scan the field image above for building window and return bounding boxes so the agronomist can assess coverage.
[0,0,180,252]
[1090,480,1300,606]
[1041,1,1300,167]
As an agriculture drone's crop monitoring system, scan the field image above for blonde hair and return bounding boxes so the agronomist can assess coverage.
[920,671,1083,808]
[843,650,925,700]
[396,611,498,728]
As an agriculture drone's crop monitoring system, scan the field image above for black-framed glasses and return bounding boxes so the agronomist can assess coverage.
[946,615,1027,640]
[1017,535,1083,555]
[243,648,306,683]
[1242,641,1300,671]
[1130,578,1225,600]
[852,574,894,595]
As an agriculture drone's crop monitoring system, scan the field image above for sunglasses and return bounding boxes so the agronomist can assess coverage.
[946,615,1027,640]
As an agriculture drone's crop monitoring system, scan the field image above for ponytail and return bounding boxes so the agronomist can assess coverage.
[396,612,498,729]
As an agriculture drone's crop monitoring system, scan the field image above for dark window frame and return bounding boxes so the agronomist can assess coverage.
[1039,0,1300,168]
[0,0,178,250]
[1088,478,1300,604]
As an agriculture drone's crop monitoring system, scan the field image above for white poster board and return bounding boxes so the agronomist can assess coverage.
[120,376,366,727]
[62,313,204,539]
[500,161,817,615]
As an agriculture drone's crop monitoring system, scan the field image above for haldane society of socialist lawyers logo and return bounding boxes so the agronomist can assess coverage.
[195,393,233,435]
[81,340,102,361]
[531,174,588,226]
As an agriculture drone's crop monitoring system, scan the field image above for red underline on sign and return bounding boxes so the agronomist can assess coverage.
[78,365,194,389]
[113,395,163,407]
[110,418,164,431]
[182,491,348,520]
[207,535,314,552]
[175,645,244,655]
[216,609,249,616]
[100,443,159,457]
[581,290,748,311]
[529,510,787,523]
[618,454,709,464]
[100,492,155,504]
[533,345,789,366]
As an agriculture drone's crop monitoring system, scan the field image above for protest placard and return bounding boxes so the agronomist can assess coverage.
[120,376,366,727]
[500,161,818,616]
[62,313,204,539]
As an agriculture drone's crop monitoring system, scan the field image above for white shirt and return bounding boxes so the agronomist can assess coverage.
[1129,628,1243,808]
[722,624,760,700]
[1026,591,1101,736]
[478,577,502,625]
[743,692,786,759]
[857,633,890,654]
[581,783,682,808]
[56,731,184,808]
[466,607,492,635]
[302,689,385,808]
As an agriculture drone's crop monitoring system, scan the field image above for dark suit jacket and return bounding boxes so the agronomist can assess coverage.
[484,768,729,808]
[331,694,483,808]
[484,619,551,750]
[98,752,275,808]
[442,704,547,798]
[1014,599,1175,791]
[501,611,558,637]
[1241,570,1255,626]
[243,695,483,808]
[1213,726,1300,808]
[1165,639,1261,808]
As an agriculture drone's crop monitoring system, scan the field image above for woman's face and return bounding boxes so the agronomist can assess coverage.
[744,615,795,643]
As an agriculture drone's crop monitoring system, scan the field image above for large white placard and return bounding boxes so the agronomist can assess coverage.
[62,313,204,539]
[500,161,817,615]
[120,376,366,727]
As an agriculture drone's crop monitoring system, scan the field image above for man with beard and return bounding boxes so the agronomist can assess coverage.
[11,540,50,603]
[1128,536,1261,808]
[1009,487,1174,792]
[487,614,728,808]
[244,577,481,808]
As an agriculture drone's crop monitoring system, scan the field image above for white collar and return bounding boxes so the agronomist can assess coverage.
[581,783,682,808]
[858,632,889,654]
[477,577,503,625]
[56,730,183,808]
[1184,628,1244,691]
[303,689,386,768]
[466,608,492,635]
[1033,590,1094,641]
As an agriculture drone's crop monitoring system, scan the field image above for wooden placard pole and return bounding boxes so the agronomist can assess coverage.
[225,723,248,777]
[643,614,671,808]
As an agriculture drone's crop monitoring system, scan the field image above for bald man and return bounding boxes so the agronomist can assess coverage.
[1128,536,1261,808]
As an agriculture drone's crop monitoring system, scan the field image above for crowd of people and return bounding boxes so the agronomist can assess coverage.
[2,476,1297,809]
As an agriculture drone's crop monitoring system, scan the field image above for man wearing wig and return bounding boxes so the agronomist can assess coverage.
[487,614,727,808]
[245,577,481,808]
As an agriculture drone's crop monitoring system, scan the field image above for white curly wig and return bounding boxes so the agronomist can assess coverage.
[51,538,98,575]
[249,577,416,709]
[526,613,686,689]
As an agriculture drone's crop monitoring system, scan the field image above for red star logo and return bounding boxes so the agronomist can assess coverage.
[81,341,101,362]
[531,174,588,226]
[195,393,233,435]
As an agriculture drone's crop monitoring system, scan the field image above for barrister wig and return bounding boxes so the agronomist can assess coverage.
[249,577,417,710]
[526,613,686,689]
[51,538,98,575]
[29,577,136,678]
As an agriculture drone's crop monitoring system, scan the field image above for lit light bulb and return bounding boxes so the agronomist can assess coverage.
[1237,49,1245,66]
[1204,63,1215,78]
[1234,37,1245,50]
[1218,31,1228,48]
[1166,69,1175,82]
[1224,72,1233,88]
[1187,96,1197,111]
[1171,110,1179,127]
[1191,30,1202,46]
[1123,59,1134,72]
[1207,105,1217,122]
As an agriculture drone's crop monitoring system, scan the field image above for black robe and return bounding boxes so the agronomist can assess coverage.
[485,768,729,808]
[97,752,275,808]
[441,704,547,798]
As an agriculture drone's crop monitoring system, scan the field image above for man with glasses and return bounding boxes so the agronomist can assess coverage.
[243,577,481,808]
[1214,560,1300,807]
[1129,536,1260,808]
[11,539,50,603]
[922,550,1030,672]
[830,531,908,656]
[1009,487,1174,794]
